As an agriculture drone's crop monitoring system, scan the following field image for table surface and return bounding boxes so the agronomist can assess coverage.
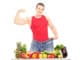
[12,58,70,60]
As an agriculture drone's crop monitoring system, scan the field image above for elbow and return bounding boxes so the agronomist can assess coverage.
[54,35,59,40]
[55,37,58,40]
[14,20,16,24]
[56,35,59,39]
[14,18,18,24]
[56,36,59,39]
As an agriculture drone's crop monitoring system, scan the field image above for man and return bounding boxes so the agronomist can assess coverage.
[14,2,58,53]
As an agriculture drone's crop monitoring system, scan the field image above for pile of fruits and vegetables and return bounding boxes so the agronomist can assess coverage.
[14,42,68,59]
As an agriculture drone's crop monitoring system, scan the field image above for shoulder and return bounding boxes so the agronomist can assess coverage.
[43,15,53,25]
[27,16,35,25]
[43,15,51,21]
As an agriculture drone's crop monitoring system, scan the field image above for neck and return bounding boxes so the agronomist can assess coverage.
[35,14,42,18]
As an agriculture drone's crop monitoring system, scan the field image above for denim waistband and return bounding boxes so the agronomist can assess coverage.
[33,38,54,44]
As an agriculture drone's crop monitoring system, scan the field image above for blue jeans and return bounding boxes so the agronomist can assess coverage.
[30,38,54,53]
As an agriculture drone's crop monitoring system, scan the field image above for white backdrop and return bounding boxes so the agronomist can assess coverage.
[0,0,80,60]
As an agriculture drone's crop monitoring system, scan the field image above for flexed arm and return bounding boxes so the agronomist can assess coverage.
[14,9,31,25]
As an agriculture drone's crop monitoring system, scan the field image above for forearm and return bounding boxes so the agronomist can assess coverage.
[51,27,59,39]
[14,12,21,24]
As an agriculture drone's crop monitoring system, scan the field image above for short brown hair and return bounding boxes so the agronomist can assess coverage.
[36,2,45,8]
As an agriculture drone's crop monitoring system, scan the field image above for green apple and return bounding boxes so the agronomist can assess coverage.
[42,53,47,58]
[58,54,63,58]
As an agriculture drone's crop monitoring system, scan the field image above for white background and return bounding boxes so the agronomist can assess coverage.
[0,0,80,60]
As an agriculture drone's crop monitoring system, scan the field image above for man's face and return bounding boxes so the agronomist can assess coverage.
[36,5,44,15]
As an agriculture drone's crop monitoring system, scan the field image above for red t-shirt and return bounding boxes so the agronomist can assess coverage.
[31,15,48,42]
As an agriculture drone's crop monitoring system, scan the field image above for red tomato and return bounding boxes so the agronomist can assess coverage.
[47,53,55,58]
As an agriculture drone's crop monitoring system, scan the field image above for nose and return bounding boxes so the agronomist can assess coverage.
[39,9,43,13]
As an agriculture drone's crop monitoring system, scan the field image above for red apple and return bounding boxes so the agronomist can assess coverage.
[31,52,40,58]
[26,51,32,59]
[20,53,26,58]
[25,53,32,59]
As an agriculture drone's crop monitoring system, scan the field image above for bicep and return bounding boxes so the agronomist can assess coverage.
[47,17,54,29]
[14,17,31,25]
